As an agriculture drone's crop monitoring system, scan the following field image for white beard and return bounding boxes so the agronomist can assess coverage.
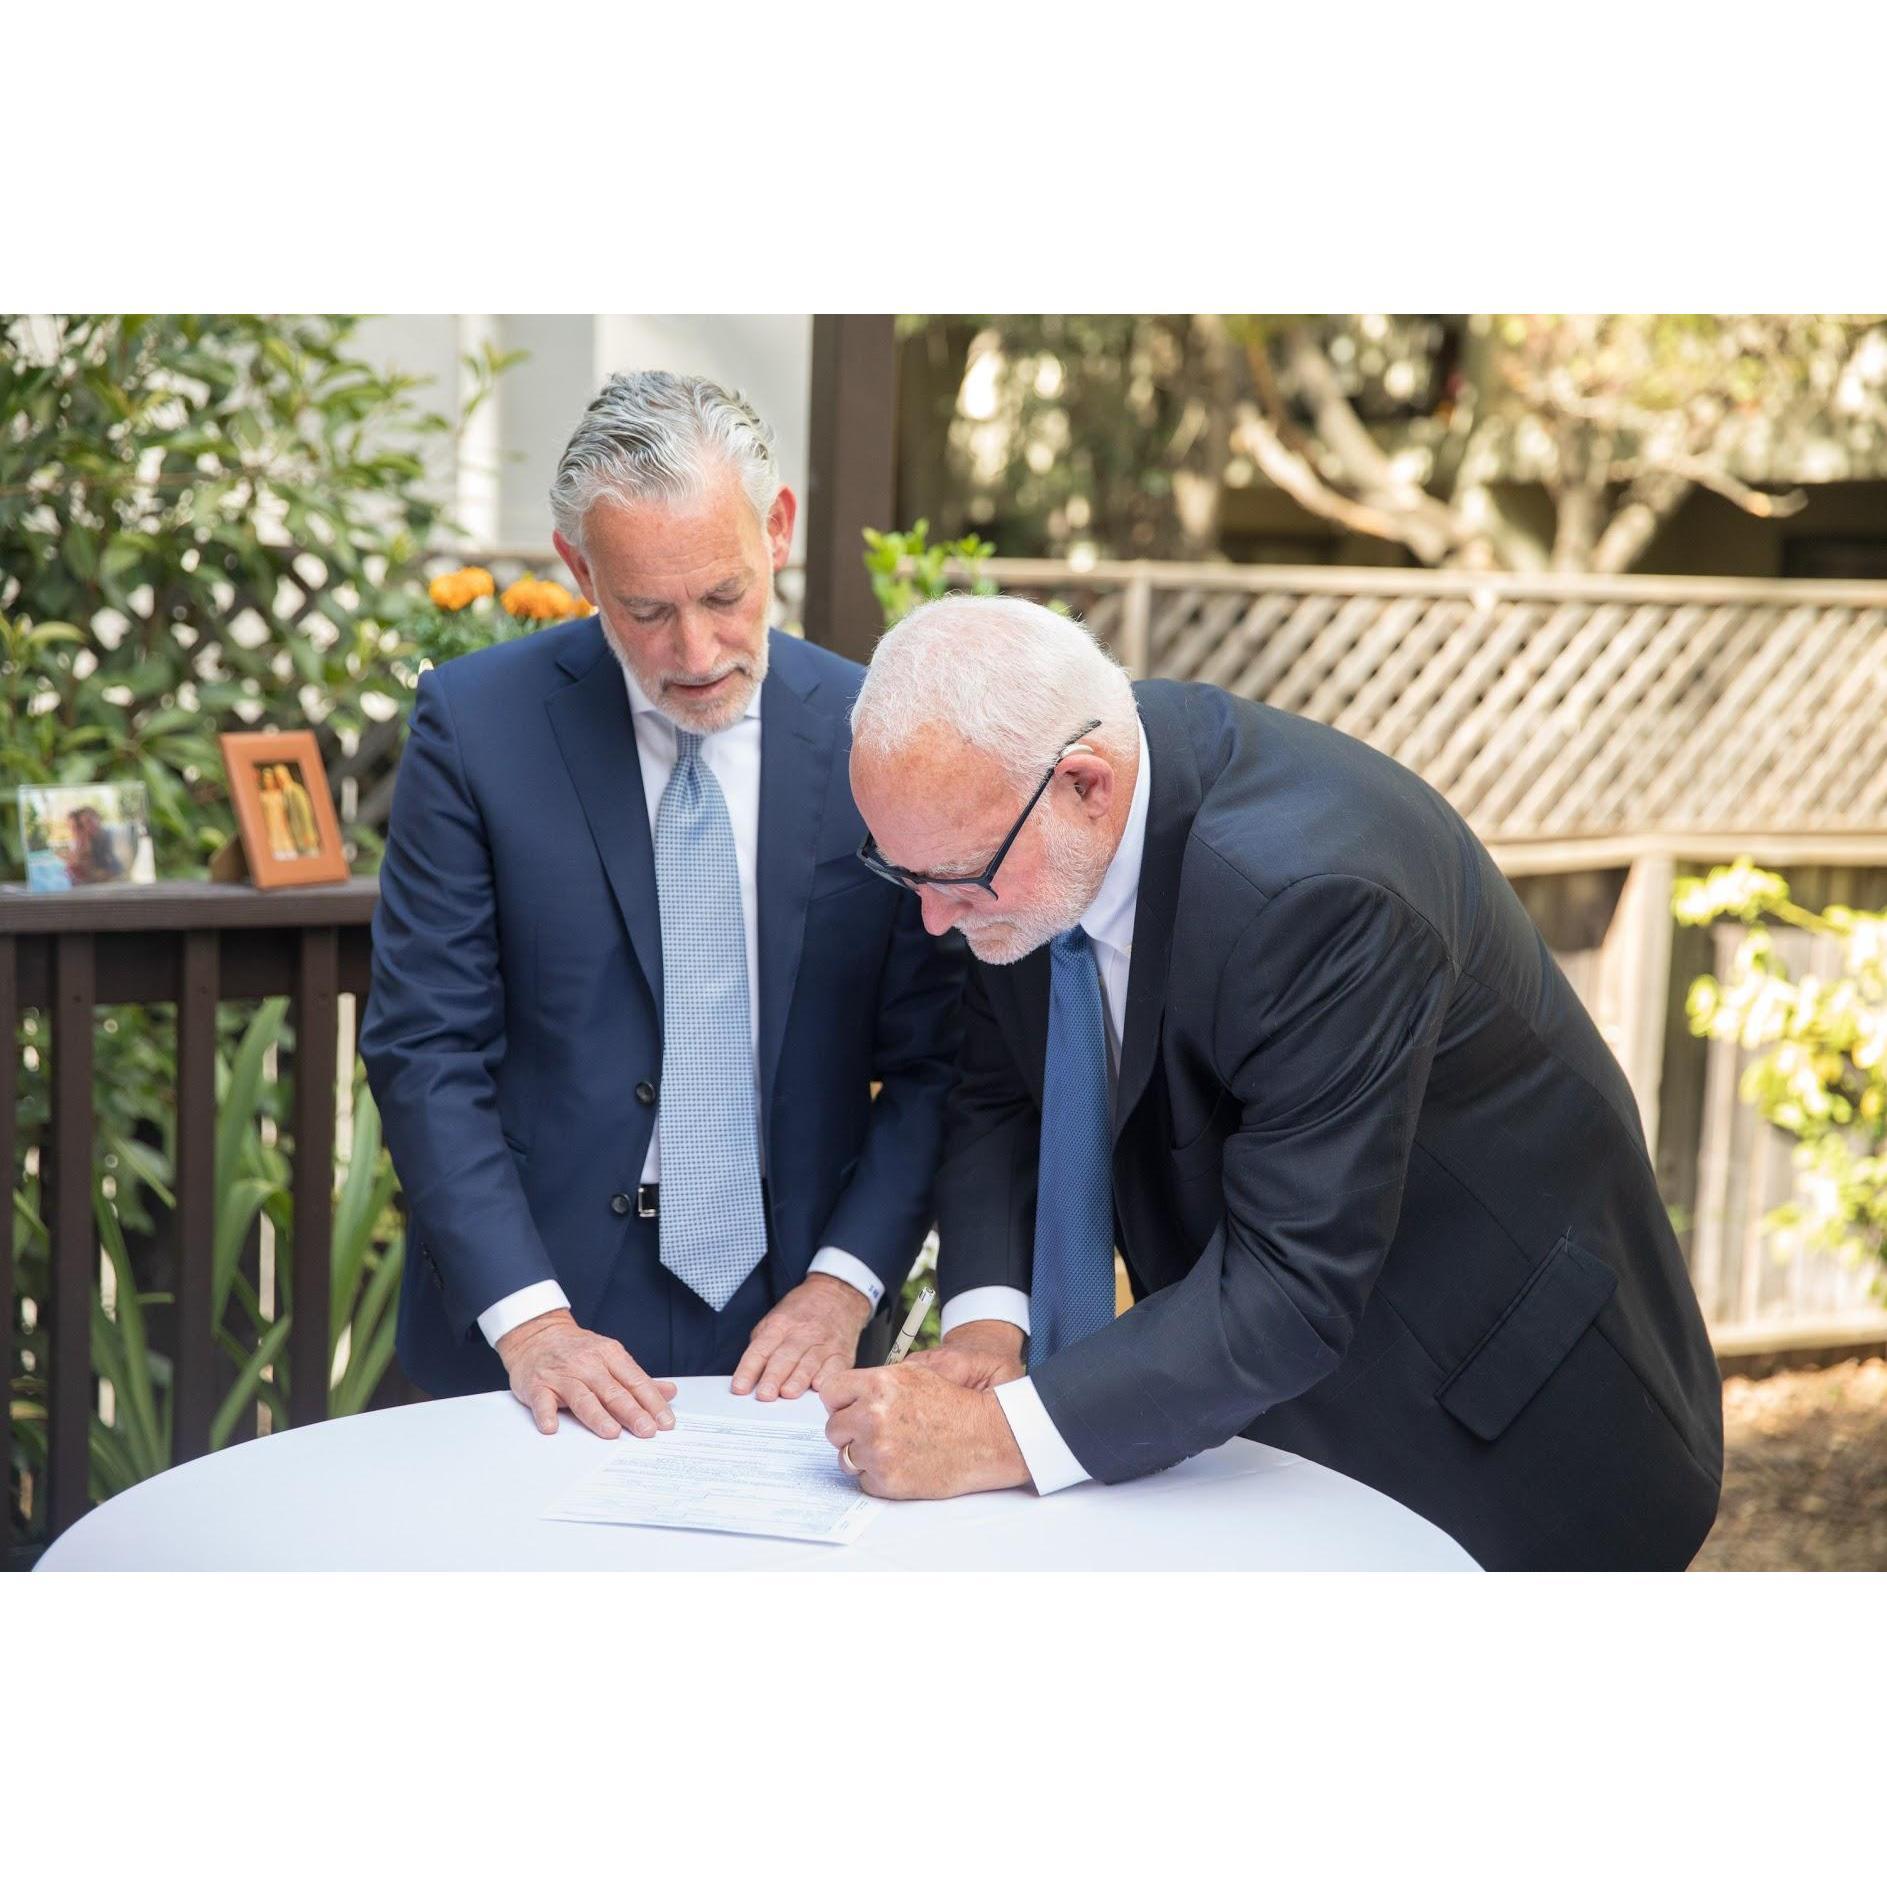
[953,820,1106,965]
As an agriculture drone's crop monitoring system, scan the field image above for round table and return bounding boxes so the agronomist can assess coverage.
[36,1377,1479,1571]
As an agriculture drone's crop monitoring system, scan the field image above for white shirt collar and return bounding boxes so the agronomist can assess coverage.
[1079,715,1150,957]
[621,658,763,730]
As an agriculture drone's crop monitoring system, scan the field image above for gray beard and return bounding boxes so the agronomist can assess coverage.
[602,629,770,736]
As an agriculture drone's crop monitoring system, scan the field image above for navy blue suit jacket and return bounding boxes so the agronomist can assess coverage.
[361,622,963,1395]
[938,680,1723,1570]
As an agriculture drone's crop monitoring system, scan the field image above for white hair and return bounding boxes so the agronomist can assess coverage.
[852,595,1137,788]
[550,370,781,545]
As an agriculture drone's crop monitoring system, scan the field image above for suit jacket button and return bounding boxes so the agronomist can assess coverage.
[610,1192,632,1216]
[635,1080,657,1106]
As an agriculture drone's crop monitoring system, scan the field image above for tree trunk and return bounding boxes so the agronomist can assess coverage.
[1549,419,1619,571]
[1551,464,1605,571]
[1591,471,1692,573]
[1167,314,1235,559]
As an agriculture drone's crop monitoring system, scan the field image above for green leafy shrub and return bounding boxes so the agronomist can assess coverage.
[10,1002,408,1505]
[862,520,997,629]
[1676,859,1887,1285]
[0,313,450,875]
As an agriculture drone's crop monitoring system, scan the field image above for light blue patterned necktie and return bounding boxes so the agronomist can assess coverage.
[1030,927,1118,1366]
[653,728,768,1310]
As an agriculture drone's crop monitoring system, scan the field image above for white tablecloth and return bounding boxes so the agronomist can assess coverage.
[36,1377,1478,1570]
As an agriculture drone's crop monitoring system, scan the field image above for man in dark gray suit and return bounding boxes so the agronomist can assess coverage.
[818,595,1723,1570]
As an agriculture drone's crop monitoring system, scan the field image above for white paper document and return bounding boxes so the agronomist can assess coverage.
[543,1411,881,1545]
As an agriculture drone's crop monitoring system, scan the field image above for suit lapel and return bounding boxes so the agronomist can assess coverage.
[755,637,834,1143]
[544,627,664,1011]
[1113,682,1202,1142]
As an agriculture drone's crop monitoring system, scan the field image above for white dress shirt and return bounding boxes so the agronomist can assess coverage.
[478,663,882,1347]
[940,716,1151,1494]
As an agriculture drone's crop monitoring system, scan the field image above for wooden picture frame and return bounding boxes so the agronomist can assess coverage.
[218,730,350,888]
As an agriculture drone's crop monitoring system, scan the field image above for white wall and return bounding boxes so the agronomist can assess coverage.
[355,314,813,559]
[351,313,463,512]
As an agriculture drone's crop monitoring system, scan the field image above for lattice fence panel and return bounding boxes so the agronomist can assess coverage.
[336,559,1887,850]
[974,564,1887,846]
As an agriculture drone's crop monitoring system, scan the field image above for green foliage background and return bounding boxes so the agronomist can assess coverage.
[2,314,457,1545]
[1676,862,1887,1287]
[0,314,452,876]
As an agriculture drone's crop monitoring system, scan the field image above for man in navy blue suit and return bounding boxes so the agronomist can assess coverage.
[820,597,1722,1570]
[361,372,961,1441]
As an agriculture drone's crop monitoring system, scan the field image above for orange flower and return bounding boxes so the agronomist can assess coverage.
[428,566,496,611]
[502,576,589,621]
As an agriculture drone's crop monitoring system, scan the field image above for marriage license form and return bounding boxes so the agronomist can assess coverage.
[543,1410,880,1546]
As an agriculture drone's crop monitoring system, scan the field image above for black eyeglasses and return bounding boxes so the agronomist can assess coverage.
[856,719,1104,898]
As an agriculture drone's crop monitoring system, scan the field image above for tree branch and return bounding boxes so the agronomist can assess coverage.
[1590,471,1692,574]
[1279,331,1481,551]
[1436,421,1551,573]
[1234,407,1462,562]
[1239,332,1501,566]
[1608,453,1808,518]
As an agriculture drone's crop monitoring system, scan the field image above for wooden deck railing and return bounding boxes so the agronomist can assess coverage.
[1,881,377,1563]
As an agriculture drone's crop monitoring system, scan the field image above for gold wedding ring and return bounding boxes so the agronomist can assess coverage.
[841,1443,860,1474]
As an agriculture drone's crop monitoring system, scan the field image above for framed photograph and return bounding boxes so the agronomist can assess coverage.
[17,782,157,892]
[218,730,349,888]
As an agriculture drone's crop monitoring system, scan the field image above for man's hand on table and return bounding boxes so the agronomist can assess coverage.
[730,1272,874,1401]
[819,1356,1030,1500]
[902,1317,1028,1390]
[495,1309,677,1439]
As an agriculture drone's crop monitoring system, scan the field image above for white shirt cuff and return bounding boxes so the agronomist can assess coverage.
[807,1247,884,1311]
[993,1375,1091,1495]
[478,1279,572,1349]
[941,1286,1031,1336]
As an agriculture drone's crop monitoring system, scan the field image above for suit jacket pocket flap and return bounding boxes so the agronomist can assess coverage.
[1436,1233,1617,1441]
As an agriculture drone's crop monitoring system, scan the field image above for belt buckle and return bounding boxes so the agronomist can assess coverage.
[636,1184,659,1220]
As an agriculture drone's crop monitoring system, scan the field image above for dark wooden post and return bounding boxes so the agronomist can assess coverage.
[289,927,338,1430]
[0,937,15,1558]
[48,933,96,1540]
[803,314,898,664]
[171,931,219,1463]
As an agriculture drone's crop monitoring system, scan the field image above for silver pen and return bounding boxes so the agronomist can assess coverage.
[885,1284,936,1366]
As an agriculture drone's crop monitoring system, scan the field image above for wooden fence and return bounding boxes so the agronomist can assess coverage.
[2,883,377,1566]
[978,559,1887,840]
[976,559,1887,1355]
[1505,850,1887,1356]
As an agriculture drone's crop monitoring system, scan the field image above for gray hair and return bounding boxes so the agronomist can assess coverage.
[852,595,1138,789]
[550,370,781,545]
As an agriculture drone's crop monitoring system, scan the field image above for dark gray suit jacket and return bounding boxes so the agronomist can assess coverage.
[937,679,1722,1570]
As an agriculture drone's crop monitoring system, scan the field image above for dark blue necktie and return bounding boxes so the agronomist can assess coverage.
[1030,927,1118,1366]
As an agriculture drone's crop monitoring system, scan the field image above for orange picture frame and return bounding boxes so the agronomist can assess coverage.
[218,730,350,888]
